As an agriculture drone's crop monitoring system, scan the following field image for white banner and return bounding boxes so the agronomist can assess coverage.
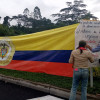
[75,20,100,67]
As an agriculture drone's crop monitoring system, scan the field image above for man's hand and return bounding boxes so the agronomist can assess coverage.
[86,45,92,51]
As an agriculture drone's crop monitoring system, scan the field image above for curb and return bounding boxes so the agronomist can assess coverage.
[0,74,99,100]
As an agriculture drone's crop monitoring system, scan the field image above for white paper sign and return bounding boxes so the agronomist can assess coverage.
[75,20,100,67]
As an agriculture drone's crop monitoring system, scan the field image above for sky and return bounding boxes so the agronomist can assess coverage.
[0,0,100,22]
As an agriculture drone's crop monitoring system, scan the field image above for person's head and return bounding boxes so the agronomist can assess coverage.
[79,40,86,48]
[78,40,87,54]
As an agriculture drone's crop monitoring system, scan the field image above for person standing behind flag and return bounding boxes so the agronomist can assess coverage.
[69,40,94,100]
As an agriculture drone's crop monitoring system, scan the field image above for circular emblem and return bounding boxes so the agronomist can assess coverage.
[0,38,15,66]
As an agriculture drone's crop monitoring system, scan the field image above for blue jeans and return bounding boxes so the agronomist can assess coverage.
[69,68,89,100]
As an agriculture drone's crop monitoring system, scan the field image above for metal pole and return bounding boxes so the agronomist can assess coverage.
[90,67,93,87]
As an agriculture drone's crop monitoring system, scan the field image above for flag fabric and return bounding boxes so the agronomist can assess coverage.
[0,24,78,77]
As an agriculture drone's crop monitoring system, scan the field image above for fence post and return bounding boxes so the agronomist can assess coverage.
[90,67,93,87]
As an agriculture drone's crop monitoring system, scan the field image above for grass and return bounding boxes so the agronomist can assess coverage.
[0,68,100,95]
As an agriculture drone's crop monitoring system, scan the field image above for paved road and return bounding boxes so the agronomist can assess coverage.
[0,81,66,100]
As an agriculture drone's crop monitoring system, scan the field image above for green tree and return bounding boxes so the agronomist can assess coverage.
[0,16,1,24]
[33,6,42,20]
[23,8,30,17]
[3,16,10,26]
[0,6,56,36]
[0,24,15,36]
[81,12,97,20]
[52,0,97,24]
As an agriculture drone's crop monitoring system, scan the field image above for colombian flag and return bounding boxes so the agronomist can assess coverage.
[0,24,78,77]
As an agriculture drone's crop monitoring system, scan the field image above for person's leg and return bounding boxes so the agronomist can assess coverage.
[81,68,89,100]
[69,69,81,100]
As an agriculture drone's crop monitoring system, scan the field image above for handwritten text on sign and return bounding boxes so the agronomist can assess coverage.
[75,20,100,67]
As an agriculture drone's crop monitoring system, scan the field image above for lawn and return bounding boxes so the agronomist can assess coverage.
[0,68,100,94]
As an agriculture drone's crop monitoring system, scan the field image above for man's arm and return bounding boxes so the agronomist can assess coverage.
[87,52,94,63]
[92,45,100,52]
[86,45,100,52]
[69,51,74,64]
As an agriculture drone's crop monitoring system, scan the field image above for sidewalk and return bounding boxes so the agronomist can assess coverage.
[0,74,99,100]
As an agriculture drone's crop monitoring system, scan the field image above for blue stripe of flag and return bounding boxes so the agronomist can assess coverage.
[13,50,72,63]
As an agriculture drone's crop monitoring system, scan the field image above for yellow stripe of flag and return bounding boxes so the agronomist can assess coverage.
[1,24,78,51]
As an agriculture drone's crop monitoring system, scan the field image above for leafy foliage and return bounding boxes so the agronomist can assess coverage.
[0,17,56,36]
[3,16,10,26]
[0,6,57,36]
[0,24,15,36]
[34,6,42,20]
[0,2,98,36]
[52,0,97,25]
